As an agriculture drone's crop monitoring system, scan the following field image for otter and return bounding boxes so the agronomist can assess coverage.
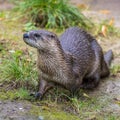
[23,27,113,100]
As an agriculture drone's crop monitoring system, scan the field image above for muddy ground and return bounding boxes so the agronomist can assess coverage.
[0,1,120,120]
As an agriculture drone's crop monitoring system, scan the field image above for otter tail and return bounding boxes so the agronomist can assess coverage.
[104,49,113,67]
[100,50,113,78]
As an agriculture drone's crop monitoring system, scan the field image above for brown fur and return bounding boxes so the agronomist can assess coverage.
[23,27,113,99]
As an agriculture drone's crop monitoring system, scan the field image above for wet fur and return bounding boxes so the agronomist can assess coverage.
[23,27,113,99]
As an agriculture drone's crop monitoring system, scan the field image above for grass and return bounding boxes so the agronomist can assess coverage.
[23,22,37,31]
[0,50,38,89]
[0,88,32,100]
[93,20,120,37]
[110,64,120,75]
[15,88,32,99]
[29,103,80,120]
[15,0,92,29]
[107,116,119,120]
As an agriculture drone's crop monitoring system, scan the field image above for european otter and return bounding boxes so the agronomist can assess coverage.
[23,27,113,99]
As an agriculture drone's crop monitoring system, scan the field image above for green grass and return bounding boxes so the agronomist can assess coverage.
[0,50,38,89]
[0,88,32,100]
[106,115,120,120]
[15,88,31,99]
[110,64,120,75]
[15,0,92,29]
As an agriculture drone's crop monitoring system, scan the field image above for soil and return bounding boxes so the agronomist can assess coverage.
[0,1,120,120]
[71,0,120,27]
[0,101,38,120]
[0,0,14,11]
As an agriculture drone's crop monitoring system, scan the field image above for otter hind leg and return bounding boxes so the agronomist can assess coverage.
[80,73,100,89]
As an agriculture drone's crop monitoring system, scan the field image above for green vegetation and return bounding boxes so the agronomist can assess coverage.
[94,20,120,37]
[15,0,92,29]
[0,50,38,89]
[107,115,119,120]
[23,22,37,31]
[29,103,80,120]
[0,88,32,100]
[110,64,120,75]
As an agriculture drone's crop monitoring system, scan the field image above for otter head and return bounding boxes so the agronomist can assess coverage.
[23,30,59,51]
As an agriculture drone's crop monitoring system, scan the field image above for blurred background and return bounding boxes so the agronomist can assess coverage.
[0,0,120,120]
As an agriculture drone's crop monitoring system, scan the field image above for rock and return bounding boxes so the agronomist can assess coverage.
[38,116,44,120]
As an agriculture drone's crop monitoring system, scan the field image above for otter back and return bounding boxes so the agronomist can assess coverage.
[59,27,112,89]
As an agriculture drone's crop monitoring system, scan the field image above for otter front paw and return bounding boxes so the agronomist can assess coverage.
[35,92,43,100]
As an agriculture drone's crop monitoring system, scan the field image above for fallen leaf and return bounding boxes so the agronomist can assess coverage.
[11,42,18,45]
[77,4,88,9]
[108,18,114,26]
[83,93,90,98]
[101,25,107,37]
[26,58,32,62]
[0,18,3,21]
[115,101,120,105]
[99,10,110,14]
[42,106,50,111]
[9,50,15,53]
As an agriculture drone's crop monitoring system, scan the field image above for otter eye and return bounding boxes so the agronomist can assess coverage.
[50,34,55,38]
[34,33,40,38]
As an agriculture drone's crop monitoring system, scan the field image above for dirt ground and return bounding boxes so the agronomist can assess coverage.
[0,1,120,120]
[71,0,120,27]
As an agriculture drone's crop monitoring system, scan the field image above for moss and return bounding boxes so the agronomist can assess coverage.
[110,64,120,75]
[0,90,16,100]
[0,88,33,100]
[29,104,80,120]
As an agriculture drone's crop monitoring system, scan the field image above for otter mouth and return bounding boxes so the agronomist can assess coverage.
[23,33,38,48]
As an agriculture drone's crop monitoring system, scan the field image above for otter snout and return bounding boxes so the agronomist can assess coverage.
[23,33,29,39]
[23,32,41,40]
[23,31,43,49]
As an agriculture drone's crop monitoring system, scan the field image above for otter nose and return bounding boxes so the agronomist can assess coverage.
[23,33,29,39]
